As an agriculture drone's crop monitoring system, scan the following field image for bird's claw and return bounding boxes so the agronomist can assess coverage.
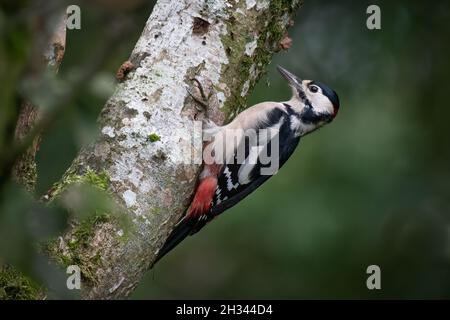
[187,78,213,112]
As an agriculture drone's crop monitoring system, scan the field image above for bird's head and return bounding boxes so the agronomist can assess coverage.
[277,65,340,134]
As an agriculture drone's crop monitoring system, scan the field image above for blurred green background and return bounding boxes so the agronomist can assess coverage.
[2,0,450,299]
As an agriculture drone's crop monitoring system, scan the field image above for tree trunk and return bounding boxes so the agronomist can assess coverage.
[45,0,302,299]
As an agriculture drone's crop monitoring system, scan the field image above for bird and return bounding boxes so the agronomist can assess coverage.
[153,65,340,264]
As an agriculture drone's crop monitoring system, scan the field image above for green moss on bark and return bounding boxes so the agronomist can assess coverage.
[0,265,44,300]
[147,133,161,142]
[43,166,133,286]
[46,167,110,200]
[13,153,37,192]
[45,214,110,285]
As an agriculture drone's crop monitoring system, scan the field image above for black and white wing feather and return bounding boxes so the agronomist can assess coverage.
[210,105,301,218]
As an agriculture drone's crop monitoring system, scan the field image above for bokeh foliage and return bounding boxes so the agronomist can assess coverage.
[1,0,450,299]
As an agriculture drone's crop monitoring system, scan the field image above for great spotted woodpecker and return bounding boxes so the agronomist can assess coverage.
[154,66,340,264]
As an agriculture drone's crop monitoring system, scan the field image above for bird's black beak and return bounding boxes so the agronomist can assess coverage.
[277,65,302,87]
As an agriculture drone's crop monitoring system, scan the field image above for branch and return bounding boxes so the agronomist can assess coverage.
[45,0,302,299]
[12,11,67,191]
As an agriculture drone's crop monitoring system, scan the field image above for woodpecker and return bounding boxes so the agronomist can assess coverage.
[154,66,340,264]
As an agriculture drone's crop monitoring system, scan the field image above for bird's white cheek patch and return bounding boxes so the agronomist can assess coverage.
[310,94,333,114]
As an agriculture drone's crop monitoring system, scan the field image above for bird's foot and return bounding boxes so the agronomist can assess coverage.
[187,78,214,113]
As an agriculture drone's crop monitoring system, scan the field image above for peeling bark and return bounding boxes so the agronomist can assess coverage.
[47,0,302,299]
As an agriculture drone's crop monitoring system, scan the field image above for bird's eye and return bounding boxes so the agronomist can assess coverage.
[309,85,319,93]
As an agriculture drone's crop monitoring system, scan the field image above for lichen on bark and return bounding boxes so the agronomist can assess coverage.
[219,0,302,120]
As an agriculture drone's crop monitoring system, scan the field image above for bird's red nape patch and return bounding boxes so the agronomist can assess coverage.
[332,106,339,118]
[187,177,217,218]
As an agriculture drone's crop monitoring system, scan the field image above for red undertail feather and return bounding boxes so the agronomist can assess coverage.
[187,177,217,218]
[152,164,221,265]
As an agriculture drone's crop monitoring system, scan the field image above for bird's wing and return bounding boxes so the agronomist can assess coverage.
[210,107,301,218]
[153,107,301,264]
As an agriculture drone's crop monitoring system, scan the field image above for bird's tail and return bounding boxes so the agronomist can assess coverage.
[152,217,198,266]
[152,174,217,267]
